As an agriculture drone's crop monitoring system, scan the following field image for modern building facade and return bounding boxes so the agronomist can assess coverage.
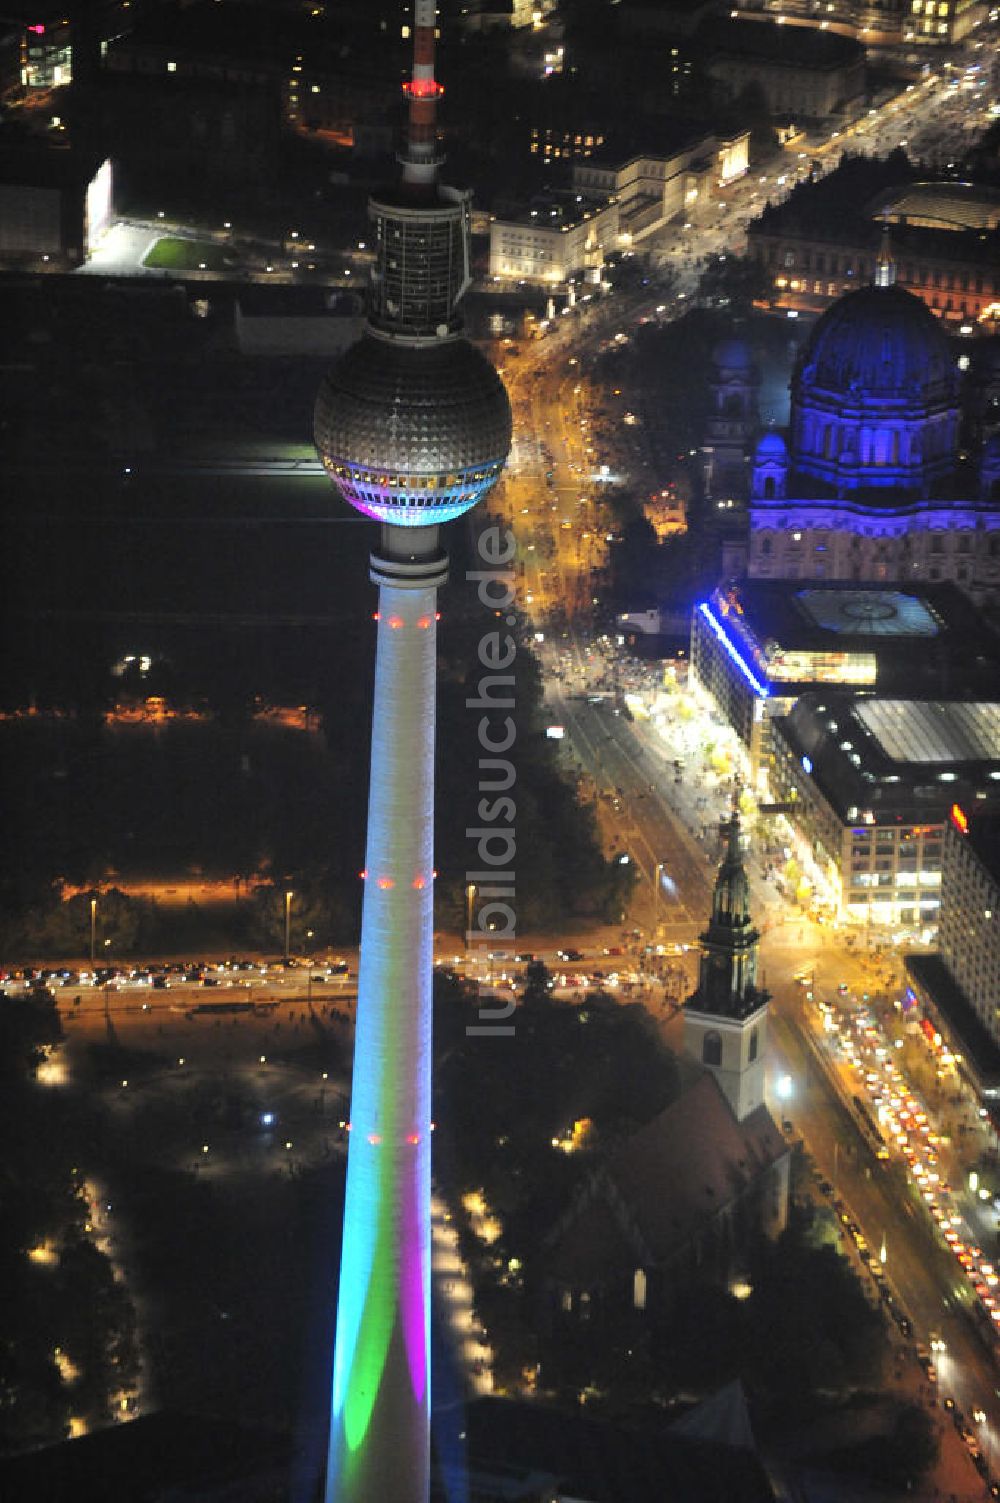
[731,0,985,50]
[690,578,1000,777]
[769,693,1000,926]
[938,807,1000,1044]
[749,173,1000,326]
[489,129,749,284]
[0,149,112,264]
[488,190,620,284]
[313,5,511,1499]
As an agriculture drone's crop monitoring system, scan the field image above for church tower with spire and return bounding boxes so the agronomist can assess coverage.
[683,808,770,1123]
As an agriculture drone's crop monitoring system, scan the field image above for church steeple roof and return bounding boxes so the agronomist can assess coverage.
[687,796,769,1021]
[710,804,752,932]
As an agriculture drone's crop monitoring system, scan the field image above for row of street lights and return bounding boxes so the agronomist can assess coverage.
[88,887,299,965]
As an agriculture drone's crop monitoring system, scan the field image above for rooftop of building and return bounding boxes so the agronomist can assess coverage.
[0,139,104,191]
[236,285,362,318]
[776,691,1000,824]
[856,699,1000,764]
[545,1072,787,1282]
[750,156,1000,265]
[493,188,613,230]
[697,16,863,68]
[708,580,1000,697]
[620,0,717,14]
[953,807,1000,885]
[460,1392,776,1503]
[580,120,716,170]
[107,0,391,67]
[874,180,1000,234]
[0,1409,293,1501]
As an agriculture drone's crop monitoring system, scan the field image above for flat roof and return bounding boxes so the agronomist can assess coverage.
[494,190,611,230]
[716,578,987,650]
[582,122,714,169]
[965,811,1000,887]
[855,700,1000,765]
[706,580,1000,699]
[0,144,103,191]
[750,156,1000,266]
[775,691,1000,825]
[797,588,940,638]
[699,17,862,69]
[875,181,1000,234]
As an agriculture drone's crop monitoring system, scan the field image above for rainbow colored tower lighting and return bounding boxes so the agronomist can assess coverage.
[313,2,511,1498]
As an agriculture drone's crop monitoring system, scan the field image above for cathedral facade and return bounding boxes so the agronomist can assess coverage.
[736,249,1000,602]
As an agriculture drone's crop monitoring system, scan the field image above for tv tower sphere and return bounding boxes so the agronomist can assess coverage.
[314,331,512,526]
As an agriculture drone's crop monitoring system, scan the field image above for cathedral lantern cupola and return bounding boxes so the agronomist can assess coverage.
[874,221,896,289]
[683,806,770,1121]
[750,430,788,501]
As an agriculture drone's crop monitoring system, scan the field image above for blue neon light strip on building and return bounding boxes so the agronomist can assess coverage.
[698,602,770,698]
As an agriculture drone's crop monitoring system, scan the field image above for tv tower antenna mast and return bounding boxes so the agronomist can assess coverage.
[314,2,512,1499]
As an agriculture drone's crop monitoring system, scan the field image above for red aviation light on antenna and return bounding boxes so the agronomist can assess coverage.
[403,78,444,100]
[951,803,969,835]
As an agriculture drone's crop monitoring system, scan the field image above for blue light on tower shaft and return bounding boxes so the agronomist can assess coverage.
[313,0,511,1498]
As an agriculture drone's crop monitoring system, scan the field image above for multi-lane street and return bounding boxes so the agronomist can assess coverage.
[473,53,1000,1481]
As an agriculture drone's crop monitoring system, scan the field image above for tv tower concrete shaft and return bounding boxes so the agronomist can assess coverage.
[324,531,448,1503]
[316,0,510,1491]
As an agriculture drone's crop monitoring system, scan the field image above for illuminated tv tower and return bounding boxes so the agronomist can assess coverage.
[313,1,512,1497]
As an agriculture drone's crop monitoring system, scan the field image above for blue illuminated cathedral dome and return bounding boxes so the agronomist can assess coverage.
[790,279,960,498]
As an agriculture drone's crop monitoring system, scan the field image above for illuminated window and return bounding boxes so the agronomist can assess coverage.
[167,60,177,72]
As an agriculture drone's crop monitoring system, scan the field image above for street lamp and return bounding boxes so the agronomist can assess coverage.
[283,889,293,965]
[90,896,97,966]
[465,882,477,953]
[654,860,666,939]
